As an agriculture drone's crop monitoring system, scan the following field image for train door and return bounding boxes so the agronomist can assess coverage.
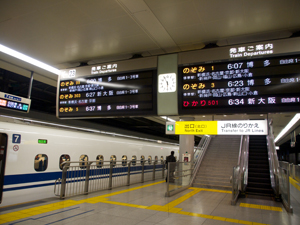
[0,133,8,204]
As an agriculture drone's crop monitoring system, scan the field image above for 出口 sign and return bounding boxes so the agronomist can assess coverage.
[168,120,268,135]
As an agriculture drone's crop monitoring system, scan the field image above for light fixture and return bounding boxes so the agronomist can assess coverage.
[0,44,60,75]
[274,113,300,143]
[161,116,176,122]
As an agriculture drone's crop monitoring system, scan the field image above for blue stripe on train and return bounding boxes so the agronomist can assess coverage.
[3,165,163,191]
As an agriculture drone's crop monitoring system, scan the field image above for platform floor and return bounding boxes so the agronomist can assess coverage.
[0,179,299,225]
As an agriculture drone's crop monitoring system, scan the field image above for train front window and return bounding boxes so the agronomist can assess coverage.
[34,154,48,172]
[59,154,70,170]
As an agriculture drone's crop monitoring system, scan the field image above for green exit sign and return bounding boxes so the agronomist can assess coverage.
[38,139,48,144]
[167,125,174,131]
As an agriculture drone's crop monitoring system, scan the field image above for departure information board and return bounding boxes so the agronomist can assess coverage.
[0,92,31,113]
[57,70,156,118]
[179,54,300,114]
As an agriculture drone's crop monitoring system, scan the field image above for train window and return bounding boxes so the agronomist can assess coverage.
[148,155,152,165]
[132,155,136,166]
[161,156,164,164]
[96,155,103,168]
[34,154,48,172]
[110,155,116,167]
[141,155,145,164]
[155,156,158,163]
[122,155,127,166]
[79,154,88,169]
[175,156,177,161]
[59,154,70,170]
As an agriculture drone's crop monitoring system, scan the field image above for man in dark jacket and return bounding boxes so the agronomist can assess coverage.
[166,151,176,182]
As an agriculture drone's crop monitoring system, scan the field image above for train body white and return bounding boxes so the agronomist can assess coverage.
[0,116,179,207]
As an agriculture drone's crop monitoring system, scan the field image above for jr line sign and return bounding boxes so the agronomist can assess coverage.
[166,120,268,135]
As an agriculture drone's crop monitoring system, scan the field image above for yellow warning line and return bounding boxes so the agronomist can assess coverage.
[289,177,300,191]
[240,203,282,212]
[0,183,274,225]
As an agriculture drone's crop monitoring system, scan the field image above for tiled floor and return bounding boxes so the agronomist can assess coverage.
[0,179,299,225]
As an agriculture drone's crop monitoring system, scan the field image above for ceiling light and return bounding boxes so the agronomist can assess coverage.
[0,44,60,75]
[274,113,300,143]
[161,116,176,122]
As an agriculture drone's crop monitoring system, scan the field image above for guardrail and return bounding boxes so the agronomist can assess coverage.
[231,135,248,205]
[165,135,211,197]
[54,160,165,199]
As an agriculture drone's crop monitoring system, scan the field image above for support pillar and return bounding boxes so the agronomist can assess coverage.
[179,117,195,162]
[179,117,194,186]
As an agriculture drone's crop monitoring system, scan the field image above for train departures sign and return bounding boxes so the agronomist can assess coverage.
[166,120,268,135]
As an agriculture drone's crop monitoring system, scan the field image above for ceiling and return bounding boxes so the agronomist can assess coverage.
[1,0,300,143]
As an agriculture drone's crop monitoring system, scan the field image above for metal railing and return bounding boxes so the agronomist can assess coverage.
[267,119,280,199]
[289,163,300,182]
[231,135,249,205]
[278,161,293,213]
[165,135,211,197]
[54,160,165,199]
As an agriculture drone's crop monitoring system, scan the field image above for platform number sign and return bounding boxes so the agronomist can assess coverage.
[12,134,21,144]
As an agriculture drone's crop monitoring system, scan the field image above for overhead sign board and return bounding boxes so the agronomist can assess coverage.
[166,120,268,135]
[0,91,31,113]
[57,57,158,118]
[57,70,156,118]
[179,54,300,115]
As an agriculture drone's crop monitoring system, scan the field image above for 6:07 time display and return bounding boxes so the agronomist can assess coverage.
[179,54,300,114]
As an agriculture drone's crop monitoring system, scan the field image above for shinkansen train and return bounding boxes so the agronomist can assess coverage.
[0,115,179,207]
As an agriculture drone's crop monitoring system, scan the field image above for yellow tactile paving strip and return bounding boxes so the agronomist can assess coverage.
[290,177,300,191]
[240,203,282,211]
[0,180,286,225]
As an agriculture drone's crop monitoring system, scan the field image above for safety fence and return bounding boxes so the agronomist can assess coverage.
[54,160,165,199]
[165,135,211,197]
[278,161,300,213]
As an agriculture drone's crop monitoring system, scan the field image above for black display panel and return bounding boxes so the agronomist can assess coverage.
[57,70,156,118]
[179,55,300,115]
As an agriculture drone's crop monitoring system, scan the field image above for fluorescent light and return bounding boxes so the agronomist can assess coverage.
[274,113,300,143]
[0,44,60,75]
[161,116,176,122]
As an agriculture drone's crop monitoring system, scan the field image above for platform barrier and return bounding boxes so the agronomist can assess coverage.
[54,160,165,199]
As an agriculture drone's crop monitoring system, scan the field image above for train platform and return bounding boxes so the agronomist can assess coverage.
[0,179,299,225]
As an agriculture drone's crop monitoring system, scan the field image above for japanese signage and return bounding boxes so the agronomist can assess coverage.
[179,54,300,115]
[167,120,268,135]
[57,70,156,118]
[229,43,274,58]
[0,91,31,113]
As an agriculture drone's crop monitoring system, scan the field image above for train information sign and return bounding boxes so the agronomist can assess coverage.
[0,92,31,113]
[179,54,300,114]
[57,70,156,118]
[166,120,268,135]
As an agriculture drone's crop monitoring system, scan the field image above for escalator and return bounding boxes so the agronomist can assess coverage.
[246,135,274,197]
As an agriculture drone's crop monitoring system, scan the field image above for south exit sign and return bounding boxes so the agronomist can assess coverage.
[166,120,268,135]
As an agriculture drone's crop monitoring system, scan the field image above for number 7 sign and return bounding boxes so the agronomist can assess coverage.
[12,134,21,144]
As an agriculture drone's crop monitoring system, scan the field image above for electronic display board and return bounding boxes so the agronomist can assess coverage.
[57,70,156,118]
[0,92,30,113]
[179,54,300,115]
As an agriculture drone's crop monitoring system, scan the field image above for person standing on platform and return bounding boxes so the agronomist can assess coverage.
[166,151,176,182]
